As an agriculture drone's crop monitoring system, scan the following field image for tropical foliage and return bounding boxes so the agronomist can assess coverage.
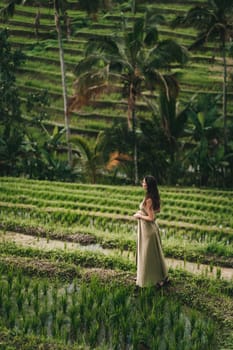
[73,10,188,184]
[0,0,233,187]
[172,0,233,151]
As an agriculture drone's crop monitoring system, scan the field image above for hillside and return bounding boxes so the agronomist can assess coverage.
[1,0,233,140]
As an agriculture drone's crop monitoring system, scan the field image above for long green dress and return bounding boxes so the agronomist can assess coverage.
[136,202,168,287]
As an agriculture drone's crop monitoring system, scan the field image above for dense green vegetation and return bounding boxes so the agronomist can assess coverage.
[0,268,219,349]
[0,177,233,349]
[1,3,233,348]
[0,0,233,186]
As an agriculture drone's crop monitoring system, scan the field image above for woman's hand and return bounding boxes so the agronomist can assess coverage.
[134,200,155,222]
[133,211,142,219]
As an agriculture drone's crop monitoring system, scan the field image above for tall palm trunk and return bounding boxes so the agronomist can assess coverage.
[129,82,138,185]
[55,11,72,166]
[131,0,136,14]
[132,108,138,185]
[222,43,228,152]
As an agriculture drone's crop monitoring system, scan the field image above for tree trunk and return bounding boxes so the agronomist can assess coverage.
[222,45,228,152]
[55,12,72,166]
[131,0,136,14]
[132,108,139,185]
[129,83,138,185]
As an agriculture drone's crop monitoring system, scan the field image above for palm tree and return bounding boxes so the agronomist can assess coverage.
[74,132,105,183]
[184,94,224,186]
[0,0,109,167]
[53,0,72,166]
[0,28,25,176]
[0,0,72,165]
[155,87,191,164]
[172,0,233,152]
[72,11,188,184]
[78,0,111,20]
[101,120,135,182]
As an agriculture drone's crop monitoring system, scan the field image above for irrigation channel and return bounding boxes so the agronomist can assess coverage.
[2,231,233,281]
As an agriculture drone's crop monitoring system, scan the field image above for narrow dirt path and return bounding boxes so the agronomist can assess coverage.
[1,231,233,281]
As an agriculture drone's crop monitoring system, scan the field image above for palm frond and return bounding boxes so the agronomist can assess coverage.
[74,54,108,76]
[94,131,105,152]
[142,96,159,116]
[145,9,165,27]
[163,75,180,99]
[85,36,120,57]
[133,17,145,40]
[70,67,109,111]
[75,136,92,161]
[0,0,23,21]
[143,28,158,47]
[106,151,131,170]
[189,32,208,50]
[173,107,191,138]
[153,39,189,65]
[213,0,233,12]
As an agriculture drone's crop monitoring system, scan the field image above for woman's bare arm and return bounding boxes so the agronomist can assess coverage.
[133,198,155,222]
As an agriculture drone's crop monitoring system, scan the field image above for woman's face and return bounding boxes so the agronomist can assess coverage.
[142,178,147,191]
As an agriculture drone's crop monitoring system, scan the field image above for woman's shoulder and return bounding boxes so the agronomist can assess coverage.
[145,197,152,205]
[144,197,153,209]
[144,197,160,213]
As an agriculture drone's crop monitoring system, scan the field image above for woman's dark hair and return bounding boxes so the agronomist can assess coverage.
[144,175,160,211]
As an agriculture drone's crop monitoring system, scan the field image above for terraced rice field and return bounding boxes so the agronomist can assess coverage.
[1,0,233,137]
[0,177,232,349]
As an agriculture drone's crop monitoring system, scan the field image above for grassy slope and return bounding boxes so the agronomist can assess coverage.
[0,0,232,139]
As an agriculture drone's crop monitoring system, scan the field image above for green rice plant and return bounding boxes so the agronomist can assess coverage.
[189,310,198,335]
[31,314,40,334]
[52,286,58,307]
[190,318,212,350]
[209,262,214,273]
[8,310,16,329]
[16,291,24,312]
[60,295,68,315]
[0,268,222,349]
[87,319,99,348]
[39,307,48,335]
[6,280,12,300]
[216,267,222,280]
[50,304,57,327]
[7,270,14,290]
[42,279,49,296]
[21,313,29,334]
[27,291,32,307]
[33,296,39,316]
[68,304,80,342]
[32,281,39,301]
[4,299,11,320]
[56,312,64,338]
[174,319,185,345]
[51,318,59,338]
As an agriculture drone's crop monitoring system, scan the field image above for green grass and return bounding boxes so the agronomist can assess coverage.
[1,0,232,144]
[0,264,220,349]
[0,177,233,266]
[0,176,233,348]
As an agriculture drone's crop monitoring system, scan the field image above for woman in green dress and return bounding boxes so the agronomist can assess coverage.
[133,175,169,288]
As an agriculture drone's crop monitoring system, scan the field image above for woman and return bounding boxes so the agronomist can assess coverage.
[133,175,169,288]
